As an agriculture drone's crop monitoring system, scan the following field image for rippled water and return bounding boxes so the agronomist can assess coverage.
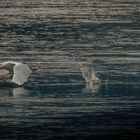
[0,0,140,140]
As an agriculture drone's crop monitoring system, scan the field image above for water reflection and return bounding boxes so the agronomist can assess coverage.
[82,83,101,93]
[12,87,31,97]
[0,88,12,97]
[0,87,39,97]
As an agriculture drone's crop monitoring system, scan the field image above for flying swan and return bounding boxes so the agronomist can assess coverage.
[0,61,32,85]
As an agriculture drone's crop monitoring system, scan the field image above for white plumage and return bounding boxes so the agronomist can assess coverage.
[0,61,32,85]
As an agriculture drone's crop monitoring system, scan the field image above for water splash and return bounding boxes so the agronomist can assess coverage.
[79,62,100,90]
[105,75,109,89]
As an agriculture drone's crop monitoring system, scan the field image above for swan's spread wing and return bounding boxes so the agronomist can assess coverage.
[12,64,32,85]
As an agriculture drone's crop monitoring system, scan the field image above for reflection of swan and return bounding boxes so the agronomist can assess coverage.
[0,87,39,97]
[79,63,100,90]
[12,87,40,97]
[0,87,29,97]
[0,61,32,85]
[12,87,29,97]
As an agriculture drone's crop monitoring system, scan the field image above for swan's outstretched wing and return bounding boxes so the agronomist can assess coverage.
[12,63,32,85]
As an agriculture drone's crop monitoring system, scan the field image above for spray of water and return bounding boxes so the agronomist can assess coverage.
[79,62,100,89]
[105,75,110,89]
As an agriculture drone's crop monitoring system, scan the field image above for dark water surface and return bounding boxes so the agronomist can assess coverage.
[0,0,140,140]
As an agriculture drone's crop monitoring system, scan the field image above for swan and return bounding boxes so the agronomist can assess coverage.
[0,61,32,85]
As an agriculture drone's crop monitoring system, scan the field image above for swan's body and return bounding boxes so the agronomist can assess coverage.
[0,61,32,85]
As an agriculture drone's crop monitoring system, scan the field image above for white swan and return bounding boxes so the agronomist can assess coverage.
[0,61,32,85]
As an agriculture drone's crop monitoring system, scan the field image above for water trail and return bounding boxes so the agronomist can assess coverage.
[66,51,101,90]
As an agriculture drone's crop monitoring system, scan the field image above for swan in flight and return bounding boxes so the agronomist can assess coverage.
[0,61,32,86]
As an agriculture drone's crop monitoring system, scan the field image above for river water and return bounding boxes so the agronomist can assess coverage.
[0,0,140,140]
